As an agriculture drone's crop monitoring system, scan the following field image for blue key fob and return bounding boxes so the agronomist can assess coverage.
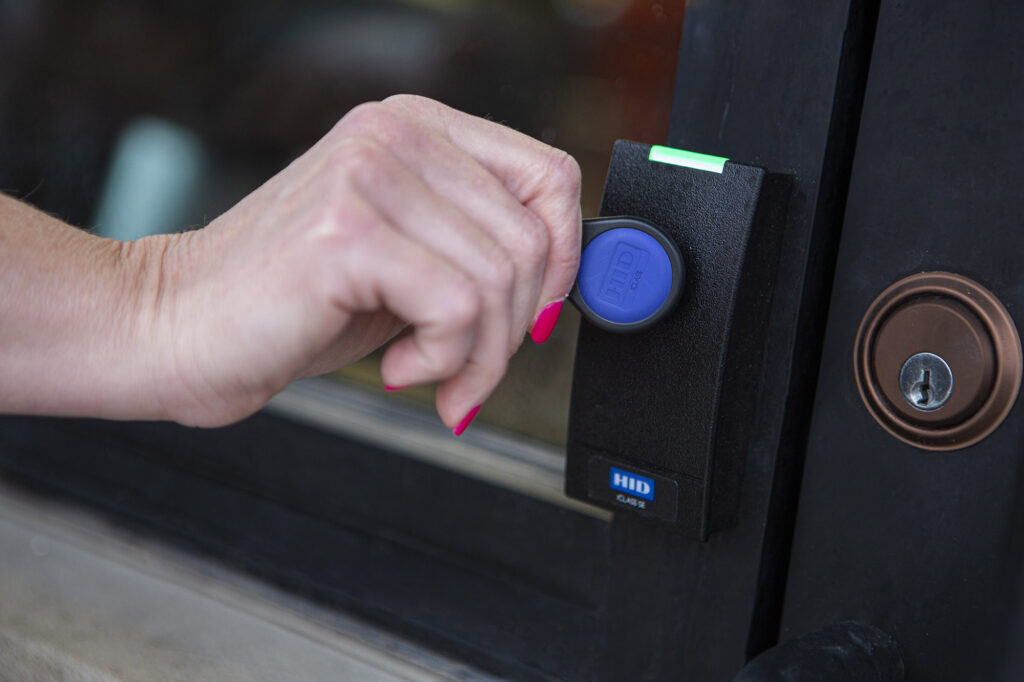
[569,216,685,333]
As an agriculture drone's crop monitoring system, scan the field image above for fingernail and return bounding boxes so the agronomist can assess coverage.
[384,385,404,392]
[453,405,482,436]
[530,300,563,344]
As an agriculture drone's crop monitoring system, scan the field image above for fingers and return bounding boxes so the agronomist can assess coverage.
[332,102,549,346]
[329,138,517,421]
[378,95,583,331]
[305,98,584,429]
[323,196,482,421]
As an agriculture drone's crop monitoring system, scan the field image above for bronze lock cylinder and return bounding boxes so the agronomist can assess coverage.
[854,272,1023,451]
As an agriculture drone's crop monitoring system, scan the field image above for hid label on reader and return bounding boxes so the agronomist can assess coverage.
[609,467,654,501]
[587,457,679,523]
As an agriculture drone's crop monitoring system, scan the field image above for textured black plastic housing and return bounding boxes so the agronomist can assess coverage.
[565,140,790,538]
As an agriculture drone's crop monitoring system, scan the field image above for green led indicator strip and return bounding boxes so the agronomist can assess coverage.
[648,145,728,173]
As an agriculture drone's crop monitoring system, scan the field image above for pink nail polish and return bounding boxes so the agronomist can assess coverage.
[384,385,404,392]
[530,300,563,344]
[453,405,482,436]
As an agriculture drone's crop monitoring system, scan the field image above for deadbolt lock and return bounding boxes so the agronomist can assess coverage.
[854,272,1022,451]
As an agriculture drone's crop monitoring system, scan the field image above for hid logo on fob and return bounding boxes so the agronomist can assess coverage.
[599,243,650,308]
[609,467,654,501]
[570,217,684,332]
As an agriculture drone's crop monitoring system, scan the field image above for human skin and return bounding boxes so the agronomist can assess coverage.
[0,95,582,432]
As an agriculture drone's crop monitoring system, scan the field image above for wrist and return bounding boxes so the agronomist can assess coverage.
[65,229,180,421]
[125,225,269,427]
[115,229,201,423]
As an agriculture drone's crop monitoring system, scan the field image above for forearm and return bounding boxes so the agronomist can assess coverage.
[0,194,168,419]
[0,97,581,431]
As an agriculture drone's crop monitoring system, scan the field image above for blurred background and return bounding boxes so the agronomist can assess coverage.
[0,0,683,446]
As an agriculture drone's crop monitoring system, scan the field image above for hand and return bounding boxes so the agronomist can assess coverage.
[143,95,582,429]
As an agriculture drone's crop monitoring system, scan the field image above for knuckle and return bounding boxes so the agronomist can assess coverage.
[337,101,407,147]
[423,346,463,378]
[463,167,495,195]
[544,148,583,193]
[337,101,385,131]
[328,136,386,181]
[328,138,407,195]
[335,204,376,243]
[383,93,434,113]
[481,251,516,293]
[333,102,379,138]
[516,212,550,263]
[306,191,377,257]
[445,280,481,330]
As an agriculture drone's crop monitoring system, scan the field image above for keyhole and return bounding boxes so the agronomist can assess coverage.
[913,369,932,406]
[899,352,953,412]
